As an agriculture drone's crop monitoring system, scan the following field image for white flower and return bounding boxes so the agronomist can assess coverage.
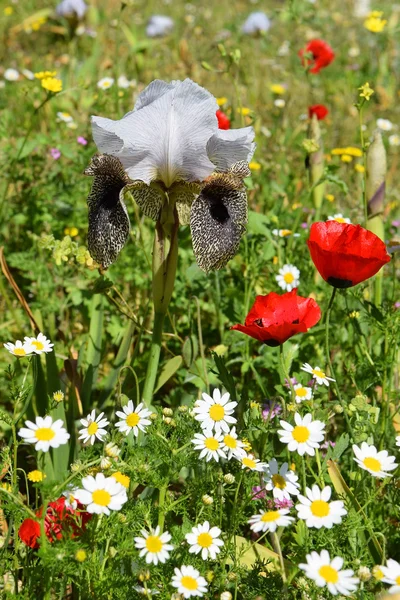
[62,487,79,510]
[78,409,109,445]
[24,333,54,354]
[295,485,347,529]
[185,521,224,560]
[299,550,359,596]
[274,99,285,108]
[74,473,127,515]
[4,69,19,82]
[21,69,35,80]
[238,452,266,471]
[376,118,393,132]
[117,75,132,89]
[352,442,397,478]
[115,401,152,436]
[301,363,335,386]
[193,388,237,434]
[389,134,400,147]
[293,384,312,404]
[56,0,87,19]
[91,78,255,189]
[396,436,400,447]
[192,430,227,462]
[97,77,114,90]
[241,12,271,35]
[381,558,400,594]
[4,340,34,357]
[57,111,74,123]
[278,413,325,457]
[327,213,351,224]
[263,458,300,500]
[18,416,70,452]
[248,509,294,533]
[134,526,174,565]
[171,565,208,598]
[146,15,174,38]
[275,264,300,292]
[272,228,300,238]
[221,426,246,458]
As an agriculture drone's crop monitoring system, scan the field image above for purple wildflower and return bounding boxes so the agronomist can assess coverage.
[301,222,309,229]
[285,377,298,388]
[50,148,61,160]
[252,486,266,500]
[274,497,294,510]
[391,220,400,228]
[77,136,88,146]
[262,401,282,422]
[395,301,400,310]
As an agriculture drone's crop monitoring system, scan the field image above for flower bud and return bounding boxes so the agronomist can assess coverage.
[164,417,172,425]
[332,404,343,414]
[227,572,237,581]
[357,566,371,582]
[220,593,233,600]
[162,407,173,416]
[100,457,112,470]
[224,473,235,484]
[150,412,158,420]
[206,571,214,582]
[70,461,82,472]
[139,570,151,582]
[178,405,188,413]
[307,115,325,212]
[367,130,387,219]
[105,442,120,458]
[202,494,213,505]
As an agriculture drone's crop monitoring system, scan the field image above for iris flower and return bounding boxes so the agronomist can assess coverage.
[84,78,255,272]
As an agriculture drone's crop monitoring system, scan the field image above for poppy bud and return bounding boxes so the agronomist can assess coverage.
[367,130,387,220]
[307,115,325,216]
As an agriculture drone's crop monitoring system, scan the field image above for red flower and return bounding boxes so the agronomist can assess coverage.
[308,104,329,120]
[299,39,335,74]
[216,109,230,130]
[231,289,321,346]
[18,496,91,549]
[307,221,391,288]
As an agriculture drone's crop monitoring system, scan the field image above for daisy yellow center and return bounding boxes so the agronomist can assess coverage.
[145,535,162,553]
[223,434,237,449]
[312,368,326,378]
[102,81,111,88]
[87,422,99,435]
[283,273,294,284]
[292,426,310,443]
[334,217,345,223]
[13,348,27,356]
[318,565,339,584]
[205,437,219,451]
[36,427,55,441]
[112,472,130,488]
[209,404,225,421]
[310,500,330,517]
[126,412,140,427]
[363,457,381,472]
[296,387,308,397]
[32,340,44,350]
[281,229,292,237]
[181,576,198,591]
[261,511,280,522]
[271,474,286,489]
[242,457,256,469]
[197,533,213,548]
[396,575,400,585]
[92,490,111,506]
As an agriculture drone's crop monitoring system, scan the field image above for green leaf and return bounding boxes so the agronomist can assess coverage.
[212,353,237,403]
[81,295,104,410]
[182,335,198,368]
[232,535,292,572]
[99,320,135,405]
[247,211,272,238]
[154,356,183,393]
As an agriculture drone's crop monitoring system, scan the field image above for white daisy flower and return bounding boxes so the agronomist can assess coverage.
[21,69,35,80]
[241,12,271,35]
[352,442,397,478]
[275,264,300,292]
[18,415,70,452]
[376,118,394,132]
[278,413,325,457]
[115,400,152,436]
[192,430,227,462]
[381,558,400,594]
[78,409,109,445]
[146,15,174,38]
[134,526,174,565]
[62,487,79,510]
[221,427,246,459]
[4,68,19,81]
[389,134,400,147]
[57,111,74,123]
[171,565,208,598]
[295,485,347,529]
[248,509,294,533]
[272,228,300,238]
[299,550,359,596]
[117,75,131,89]
[327,214,352,224]
[193,388,237,434]
[4,340,34,357]
[74,473,127,515]
[293,384,312,404]
[263,458,300,500]
[24,333,54,354]
[97,77,114,90]
[238,452,266,471]
[301,363,335,386]
[396,436,400,447]
[274,99,285,108]
[185,521,224,560]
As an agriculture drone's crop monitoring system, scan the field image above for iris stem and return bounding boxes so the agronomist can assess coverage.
[142,312,165,407]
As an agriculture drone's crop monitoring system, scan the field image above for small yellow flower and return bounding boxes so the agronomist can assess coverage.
[291,202,302,210]
[237,107,251,116]
[355,164,365,173]
[349,311,360,319]
[32,18,46,31]
[331,148,346,155]
[270,84,286,95]
[359,82,374,101]
[250,401,260,409]
[64,227,79,237]
[53,390,64,403]
[332,147,362,157]
[249,161,261,171]
[341,154,353,163]
[75,549,87,562]
[216,97,228,106]
[273,256,278,265]
[290,463,296,471]
[372,565,384,580]
[241,437,252,452]
[364,11,387,33]
[4,6,13,15]
[112,471,130,488]
[35,71,57,80]
[27,470,46,482]
[326,194,335,202]
[41,78,63,93]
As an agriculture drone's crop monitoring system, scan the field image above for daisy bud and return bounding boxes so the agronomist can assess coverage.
[105,442,120,458]
[70,461,82,472]
[150,412,158,420]
[206,571,214,583]
[163,417,172,425]
[224,473,235,484]
[333,404,344,414]
[100,457,112,470]
[117,513,127,523]
[227,572,237,581]
[357,566,371,582]
[178,405,188,413]
[108,546,117,558]
[220,592,232,600]
[202,494,214,505]
[138,570,150,582]
[162,407,173,416]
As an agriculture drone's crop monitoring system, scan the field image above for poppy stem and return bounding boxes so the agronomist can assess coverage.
[279,345,294,413]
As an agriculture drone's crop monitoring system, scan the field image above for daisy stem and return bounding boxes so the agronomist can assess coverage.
[157,483,168,533]
[270,532,288,596]
[315,449,324,487]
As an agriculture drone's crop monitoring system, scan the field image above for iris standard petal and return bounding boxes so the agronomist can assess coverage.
[207,128,256,172]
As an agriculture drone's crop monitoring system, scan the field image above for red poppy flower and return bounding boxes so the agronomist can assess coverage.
[216,109,230,130]
[231,289,321,346]
[18,496,91,549]
[307,221,391,288]
[308,104,329,120]
[299,39,335,74]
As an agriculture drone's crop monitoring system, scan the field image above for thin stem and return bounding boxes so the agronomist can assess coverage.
[270,531,288,597]
[157,484,168,533]
[142,312,165,406]
[358,105,368,227]
[194,297,209,393]
[279,345,294,416]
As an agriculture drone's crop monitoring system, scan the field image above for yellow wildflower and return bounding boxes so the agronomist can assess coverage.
[112,472,130,488]
[53,390,64,403]
[372,566,384,580]
[341,154,353,163]
[364,11,387,33]
[326,194,335,202]
[241,437,252,452]
[349,311,360,319]
[270,84,286,95]
[32,18,46,31]
[4,6,13,15]
[292,202,302,210]
[359,82,374,101]
[27,470,46,482]
[273,256,278,265]
[331,148,347,155]
[41,77,63,93]
[216,96,228,106]
[35,71,57,80]
[237,107,251,116]
[355,164,365,173]
[64,227,79,237]
[249,161,261,171]
[332,147,362,157]
[75,549,87,562]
